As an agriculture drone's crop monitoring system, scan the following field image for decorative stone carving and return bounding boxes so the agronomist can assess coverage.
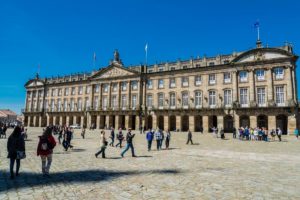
[95,67,134,79]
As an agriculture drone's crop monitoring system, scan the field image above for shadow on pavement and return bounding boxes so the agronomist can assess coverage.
[0,169,181,192]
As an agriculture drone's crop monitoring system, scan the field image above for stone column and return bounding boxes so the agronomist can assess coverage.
[250,116,257,128]
[59,116,63,126]
[248,70,255,103]
[291,67,297,102]
[286,66,293,101]
[217,115,224,129]
[38,116,42,127]
[176,115,181,131]
[125,115,130,129]
[164,115,169,131]
[232,71,238,102]
[288,115,297,135]
[73,116,76,125]
[108,82,112,108]
[90,84,94,110]
[118,82,122,109]
[136,115,140,131]
[96,115,100,129]
[80,116,84,127]
[234,114,239,129]
[106,115,110,129]
[53,116,57,126]
[152,114,157,130]
[268,115,276,131]
[33,116,37,127]
[189,115,195,132]
[115,115,120,129]
[203,116,209,133]
[128,81,132,109]
[66,116,70,127]
[87,113,91,128]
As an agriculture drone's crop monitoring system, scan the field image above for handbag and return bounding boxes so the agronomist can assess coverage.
[16,151,26,159]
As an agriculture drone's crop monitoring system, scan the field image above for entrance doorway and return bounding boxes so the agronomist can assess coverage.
[181,115,189,131]
[224,115,233,132]
[169,115,176,131]
[276,115,287,134]
[208,115,217,132]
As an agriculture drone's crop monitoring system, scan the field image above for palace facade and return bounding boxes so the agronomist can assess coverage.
[23,41,298,134]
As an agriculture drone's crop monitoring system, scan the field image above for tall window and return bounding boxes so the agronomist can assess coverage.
[224,90,232,106]
[132,81,138,90]
[209,91,216,107]
[78,86,83,95]
[70,99,74,111]
[158,79,164,89]
[182,77,189,87]
[224,73,231,83]
[51,99,55,111]
[77,98,82,111]
[85,97,89,109]
[94,96,99,109]
[147,80,153,89]
[132,95,137,108]
[195,76,201,86]
[274,67,284,79]
[257,88,266,106]
[95,84,100,93]
[103,84,109,92]
[57,99,61,111]
[209,74,216,84]
[239,71,248,82]
[169,78,176,88]
[63,99,67,111]
[58,89,62,96]
[240,88,248,106]
[121,95,127,108]
[122,82,127,91]
[86,86,90,94]
[102,96,107,108]
[182,92,189,107]
[71,87,76,95]
[147,94,153,107]
[113,83,118,92]
[158,93,164,107]
[275,86,284,105]
[170,93,176,107]
[256,69,265,81]
[64,88,69,96]
[112,95,117,108]
[195,91,202,107]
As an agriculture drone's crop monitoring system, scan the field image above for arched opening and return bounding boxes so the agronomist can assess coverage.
[131,115,136,130]
[69,116,74,126]
[224,115,233,133]
[24,116,28,126]
[35,116,39,127]
[276,114,287,135]
[209,115,217,132]
[169,115,176,131]
[83,116,87,128]
[55,116,60,125]
[100,115,106,129]
[147,115,153,130]
[257,115,268,129]
[62,116,66,126]
[90,115,96,128]
[119,115,125,129]
[109,115,115,129]
[41,116,47,127]
[239,115,249,128]
[76,116,81,125]
[195,116,203,132]
[158,115,164,130]
[48,116,53,126]
[181,115,189,131]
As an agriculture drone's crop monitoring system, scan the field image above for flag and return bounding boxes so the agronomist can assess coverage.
[145,43,148,52]
[93,52,96,61]
[254,21,259,28]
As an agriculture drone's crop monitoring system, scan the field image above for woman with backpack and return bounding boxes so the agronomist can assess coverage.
[37,127,56,177]
[7,126,25,179]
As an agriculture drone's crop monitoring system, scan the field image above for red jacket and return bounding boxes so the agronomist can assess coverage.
[37,135,56,156]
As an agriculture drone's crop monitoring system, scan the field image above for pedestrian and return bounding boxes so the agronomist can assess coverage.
[37,127,56,177]
[146,129,154,151]
[232,127,236,139]
[270,129,276,141]
[294,128,299,139]
[155,129,161,150]
[109,128,115,146]
[115,128,124,148]
[276,127,282,142]
[220,128,225,139]
[186,130,193,145]
[7,126,25,179]
[165,129,171,149]
[81,128,86,139]
[3,124,7,139]
[121,128,136,157]
[95,131,108,158]
[159,130,164,149]
[58,128,63,144]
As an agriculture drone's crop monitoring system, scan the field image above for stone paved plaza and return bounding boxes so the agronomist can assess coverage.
[0,128,300,200]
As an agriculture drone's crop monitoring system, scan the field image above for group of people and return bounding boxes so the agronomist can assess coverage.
[0,124,8,138]
[233,127,284,142]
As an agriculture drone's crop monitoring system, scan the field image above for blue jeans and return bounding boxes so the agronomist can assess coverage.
[121,143,135,157]
[10,158,20,176]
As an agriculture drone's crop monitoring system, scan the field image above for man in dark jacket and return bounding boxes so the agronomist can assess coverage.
[186,130,193,145]
[121,128,136,157]
[146,129,154,151]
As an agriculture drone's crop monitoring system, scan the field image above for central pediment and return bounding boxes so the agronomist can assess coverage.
[91,64,137,80]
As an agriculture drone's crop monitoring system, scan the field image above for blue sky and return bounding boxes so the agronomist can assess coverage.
[0,0,299,114]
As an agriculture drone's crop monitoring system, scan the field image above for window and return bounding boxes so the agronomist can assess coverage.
[182,92,189,107]
[46,90,49,97]
[94,85,100,93]
[132,81,138,90]
[147,95,153,107]
[195,76,201,86]
[224,60,229,64]
[94,96,99,109]
[224,90,232,106]
[113,83,118,92]
[209,62,215,66]
[112,95,117,108]
[121,82,127,91]
[51,99,55,111]
[85,97,89,109]
[158,67,164,72]
[57,99,61,111]
[209,91,216,107]
[158,79,164,89]
[182,77,189,87]
[121,95,127,108]
[257,88,266,106]
[147,80,153,89]
[58,89,62,96]
[101,96,106,109]
[224,73,231,83]
[169,78,176,88]
[195,91,202,108]
[51,89,55,97]
[170,66,176,70]
[209,74,216,85]
[195,64,201,68]
[274,67,284,79]
[78,86,83,95]
[71,87,76,95]
[77,98,82,111]
[256,69,265,81]
[63,99,67,111]
[170,93,176,107]
[239,71,248,82]
[103,84,109,93]
[148,69,153,73]
[86,86,90,94]
[64,88,69,96]
[70,99,74,111]
[182,65,188,69]
[275,86,284,106]
[132,95,137,108]
[158,93,164,108]
[240,88,248,106]
[44,100,48,110]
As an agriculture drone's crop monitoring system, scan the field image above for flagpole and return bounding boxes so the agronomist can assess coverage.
[145,43,148,67]
[257,25,260,41]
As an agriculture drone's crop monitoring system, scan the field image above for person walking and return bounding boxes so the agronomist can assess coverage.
[37,127,56,177]
[276,127,282,142]
[95,131,108,158]
[155,129,161,150]
[186,130,193,145]
[109,128,115,147]
[115,128,124,148]
[220,128,225,139]
[7,126,25,179]
[294,128,299,140]
[81,128,86,139]
[121,128,136,158]
[3,124,7,139]
[165,129,171,149]
[146,129,154,151]
[232,127,236,139]
[159,130,164,150]
[58,128,63,144]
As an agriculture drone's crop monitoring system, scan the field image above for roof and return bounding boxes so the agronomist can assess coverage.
[0,109,17,117]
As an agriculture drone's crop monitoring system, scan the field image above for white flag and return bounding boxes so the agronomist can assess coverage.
[145,43,148,52]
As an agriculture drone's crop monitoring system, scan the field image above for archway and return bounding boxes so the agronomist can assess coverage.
[195,116,203,132]
[158,116,164,130]
[100,115,106,129]
[257,115,268,129]
[55,116,60,125]
[68,116,74,126]
[119,115,125,129]
[181,115,189,131]
[276,115,287,135]
[239,115,249,128]
[169,115,176,131]
[147,115,153,130]
[90,115,96,128]
[224,115,233,133]
[131,115,136,130]
[35,116,39,127]
[209,115,217,132]
[62,116,66,126]
[48,116,53,126]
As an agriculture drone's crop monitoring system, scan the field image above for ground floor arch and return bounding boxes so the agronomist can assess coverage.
[195,116,203,132]
[147,115,153,130]
[239,115,249,128]
[158,115,164,130]
[181,115,189,131]
[276,114,287,135]
[209,115,217,132]
[257,115,268,129]
[169,115,176,131]
[224,115,233,133]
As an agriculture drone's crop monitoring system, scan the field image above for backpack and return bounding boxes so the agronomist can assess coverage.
[40,137,53,151]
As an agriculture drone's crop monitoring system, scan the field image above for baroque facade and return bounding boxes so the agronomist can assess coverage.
[23,41,298,134]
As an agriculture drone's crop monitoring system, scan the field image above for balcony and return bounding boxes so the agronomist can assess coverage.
[224,79,231,83]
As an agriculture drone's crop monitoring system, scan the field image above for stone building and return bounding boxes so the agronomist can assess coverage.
[23,41,298,134]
